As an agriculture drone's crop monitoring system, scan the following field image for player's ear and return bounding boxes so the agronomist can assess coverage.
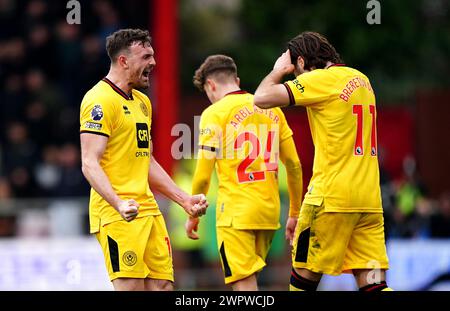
[206,78,215,92]
[297,56,305,70]
[236,77,240,87]
[117,54,129,69]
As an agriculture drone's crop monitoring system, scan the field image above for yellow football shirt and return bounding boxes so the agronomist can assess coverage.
[284,65,382,213]
[198,90,293,229]
[80,78,160,233]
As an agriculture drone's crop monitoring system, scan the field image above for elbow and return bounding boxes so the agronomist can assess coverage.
[254,93,271,109]
[285,159,301,174]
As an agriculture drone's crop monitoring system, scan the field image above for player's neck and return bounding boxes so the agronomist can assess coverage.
[105,68,133,95]
[216,84,241,102]
[324,61,334,69]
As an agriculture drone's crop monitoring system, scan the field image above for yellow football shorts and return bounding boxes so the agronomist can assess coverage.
[216,226,275,284]
[95,215,174,282]
[292,203,389,275]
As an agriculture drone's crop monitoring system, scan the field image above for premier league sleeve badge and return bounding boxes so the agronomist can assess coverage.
[91,104,104,121]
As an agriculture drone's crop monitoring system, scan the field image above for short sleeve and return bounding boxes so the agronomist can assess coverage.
[277,109,293,142]
[284,70,335,107]
[80,96,116,137]
[198,109,222,152]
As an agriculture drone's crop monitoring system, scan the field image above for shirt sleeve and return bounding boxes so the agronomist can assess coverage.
[284,70,335,107]
[277,108,293,143]
[198,109,222,152]
[80,95,116,137]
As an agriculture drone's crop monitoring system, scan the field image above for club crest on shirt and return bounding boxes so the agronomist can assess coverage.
[91,104,103,121]
[140,102,149,117]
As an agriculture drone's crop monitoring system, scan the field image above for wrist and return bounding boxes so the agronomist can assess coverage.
[178,191,191,209]
[288,211,299,218]
[111,197,123,210]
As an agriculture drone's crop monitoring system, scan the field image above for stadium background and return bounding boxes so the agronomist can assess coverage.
[0,0,449,290]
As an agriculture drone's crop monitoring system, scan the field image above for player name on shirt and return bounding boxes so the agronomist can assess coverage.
[339,76,374,102]
[230,104,280,128]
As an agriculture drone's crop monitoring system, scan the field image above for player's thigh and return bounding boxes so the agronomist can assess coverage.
[96,216,153,281]
[292,203,359,275]
[255,230,276,261]
[216,227,266,284]
[143,215,174,282]
[343,212,389,272]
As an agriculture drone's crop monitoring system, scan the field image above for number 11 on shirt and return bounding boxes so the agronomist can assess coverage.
[353,104,377,157]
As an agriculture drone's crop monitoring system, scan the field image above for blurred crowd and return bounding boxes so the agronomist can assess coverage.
[0,0,125,202]
[381,155,450,239]
[0,0,449,242]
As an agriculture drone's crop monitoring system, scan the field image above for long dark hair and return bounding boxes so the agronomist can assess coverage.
[288,31,342,70]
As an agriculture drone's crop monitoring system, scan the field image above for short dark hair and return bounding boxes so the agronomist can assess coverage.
[106,28,151,62]
[287,31,342,70]
[193,55,237,91]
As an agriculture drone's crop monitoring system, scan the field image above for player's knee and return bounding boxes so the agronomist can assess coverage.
[359,281,392,291]
[158,280,174,291]
[290,268,320,291]
[147,279,173,291]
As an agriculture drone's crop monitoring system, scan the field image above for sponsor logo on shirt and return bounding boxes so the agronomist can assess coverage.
[136,123,149,148]
[84,122,102,130]
[293,79,305,93]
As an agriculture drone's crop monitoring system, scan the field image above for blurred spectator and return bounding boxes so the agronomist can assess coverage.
[55,20,82,107]
[34,145,61,197]
[391,155,429,237]
[429,192,450,237]
[92,0,122,48]
[3,121,38,171]
[26,24,58,78]
[0,0,19,39]
[0,176,12,200]
[24,69,62,117]
[0,177,16,236]
[0,74,26,138]
[24,100,53,146]
[2,122,38,197]
[80,35,109,92]
[57,143,90,197]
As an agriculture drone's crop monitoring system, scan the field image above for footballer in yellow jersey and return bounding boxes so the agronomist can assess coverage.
[80,29,208,291]
[254,31,391,291]
[80,78,159,232]
[186,55,303,290]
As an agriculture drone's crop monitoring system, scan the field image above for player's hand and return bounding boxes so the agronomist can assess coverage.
[183,194,208,217]
[117,199,140,222]
[185,217,200,240]
[285,216,298,246]
[273,49,295,74]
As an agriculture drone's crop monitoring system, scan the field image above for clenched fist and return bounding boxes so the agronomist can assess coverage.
[117,199,140,222]
[182,194,208,218]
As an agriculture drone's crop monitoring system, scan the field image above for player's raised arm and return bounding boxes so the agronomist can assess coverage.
[254,50,295,109]
[148,155,208,218]
[279,136,303,244]
[80,133,139,222]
